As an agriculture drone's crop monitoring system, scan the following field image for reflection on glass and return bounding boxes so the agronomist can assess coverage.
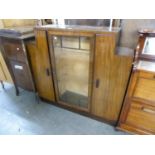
[62,36,79,48]
[52,36,90,109]
[142,37,155,55]
[53,36,61,47]
[80,37,90,50]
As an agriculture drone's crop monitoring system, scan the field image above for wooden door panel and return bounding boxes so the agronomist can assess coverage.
[27,30,55,101]
[91,34,133,123]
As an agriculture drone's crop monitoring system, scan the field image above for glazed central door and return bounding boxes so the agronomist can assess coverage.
[48,32,94,111]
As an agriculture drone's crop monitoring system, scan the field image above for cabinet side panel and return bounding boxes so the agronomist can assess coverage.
[0,52,13,83]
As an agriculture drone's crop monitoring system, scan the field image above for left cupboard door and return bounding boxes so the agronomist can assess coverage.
[27,30,55,102]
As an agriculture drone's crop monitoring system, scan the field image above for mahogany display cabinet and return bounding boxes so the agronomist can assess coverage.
[26,25,134,125]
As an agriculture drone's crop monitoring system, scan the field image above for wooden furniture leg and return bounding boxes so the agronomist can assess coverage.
[0,80,4,89]
[15,84,19,96]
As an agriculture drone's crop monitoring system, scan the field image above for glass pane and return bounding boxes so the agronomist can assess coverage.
[80,37,90,50]
[53,36,61,47]
[62,36,79,49]
[142,37,155,55]
[52,36,90,108]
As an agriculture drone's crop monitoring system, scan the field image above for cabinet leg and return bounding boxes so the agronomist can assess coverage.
[0,80,5,89]
[15,86,19,96]
[35,92,40,104]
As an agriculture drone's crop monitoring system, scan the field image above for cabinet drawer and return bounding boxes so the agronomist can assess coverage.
[139,71,155,79]
[126,102,155,133]
[2,38,25,62]
[132,70,155,103]
[10,60,33,90]
[133,77,155,102]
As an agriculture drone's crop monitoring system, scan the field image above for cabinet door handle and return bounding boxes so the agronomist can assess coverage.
[95,79,100,88]
[46,68,50,76]
[142,107,155,114]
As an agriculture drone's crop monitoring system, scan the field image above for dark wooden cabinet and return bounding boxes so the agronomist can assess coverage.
[0,27,35,94]
[27,25,133,124]
[1,38,25,62]
[10,60,33,90]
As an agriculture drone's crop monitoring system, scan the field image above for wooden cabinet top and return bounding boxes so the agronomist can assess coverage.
[136,60,155,73]
[0,26,34,40]
[35,24,121,34]
[138,28,155,35]
[35,25,134,57]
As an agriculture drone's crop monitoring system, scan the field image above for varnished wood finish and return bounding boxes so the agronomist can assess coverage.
[133,75,155,102]
[1,38,25,62]
[0,52,12,83]
[118,68,155,134]
[32,25,133,124]
[35,25,120,34]
[26,30,55,101]
[2,19,35,27]
[10,60,33,90]
[0,62,5,80]
[118,29,155,134]
[0,28,35,95]
[126,102,155,133]
[91,34,133,122]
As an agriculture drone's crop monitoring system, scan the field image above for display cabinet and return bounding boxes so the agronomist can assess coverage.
[117,29,155,134]
[28,25,134,124]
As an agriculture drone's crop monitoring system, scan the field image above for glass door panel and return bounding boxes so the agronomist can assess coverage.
[142,37,155,55]
[52,35,91,109]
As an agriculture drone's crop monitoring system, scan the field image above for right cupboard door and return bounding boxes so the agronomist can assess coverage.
[91,34,133,124]
[91,34,115,122]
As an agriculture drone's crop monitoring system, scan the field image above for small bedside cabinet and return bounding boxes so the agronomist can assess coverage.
[0,27,36,95]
